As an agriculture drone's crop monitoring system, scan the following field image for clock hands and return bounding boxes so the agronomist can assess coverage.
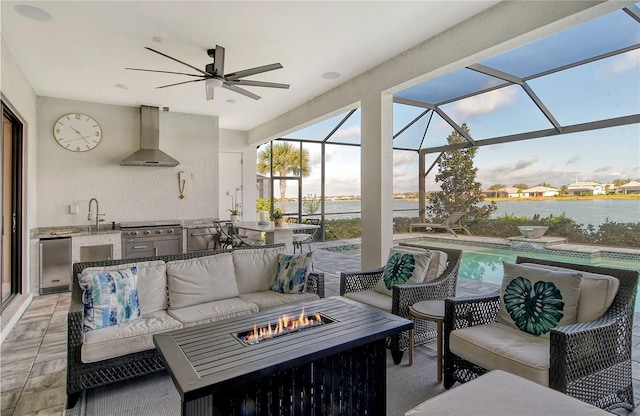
[68,125,92,145]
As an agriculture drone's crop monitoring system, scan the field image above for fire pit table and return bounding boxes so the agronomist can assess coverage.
[153,296,412,416]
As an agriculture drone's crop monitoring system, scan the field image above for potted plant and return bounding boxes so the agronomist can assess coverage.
[271,208,283,227]
[228,209,240,223]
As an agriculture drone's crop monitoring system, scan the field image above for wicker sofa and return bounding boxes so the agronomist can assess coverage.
[340,245,461,364]
[443,256,638,411]
[66,244,324,408]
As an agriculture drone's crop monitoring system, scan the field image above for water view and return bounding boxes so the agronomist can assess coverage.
[286,199,640,226]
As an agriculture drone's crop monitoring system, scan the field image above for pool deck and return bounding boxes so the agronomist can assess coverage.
[309,233,640,415]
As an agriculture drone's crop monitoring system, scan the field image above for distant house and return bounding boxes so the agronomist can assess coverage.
[567,181,606,196]
[618,180,640,194]
[498,186,522,198]
[521,186,559,197]
[482,189,498,198]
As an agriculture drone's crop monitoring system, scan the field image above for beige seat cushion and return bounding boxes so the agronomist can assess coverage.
[239,291,319,310]
[343,290,391,312]
[81,310,182,363]
[81,260,167,314]
[450,322,550,386]
[168,297,258,328]
[166,253,239,309]
[520,262,619,323]
[233,246,287,294]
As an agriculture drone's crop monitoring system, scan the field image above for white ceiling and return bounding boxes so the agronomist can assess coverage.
[1,1,499,131]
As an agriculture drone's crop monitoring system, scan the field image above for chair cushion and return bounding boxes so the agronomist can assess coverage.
[233,246,287,294]
[78,266,141,332]
[497,262,581,337]
[168,297,258,328]
[166,253,239,309]
[520,263,619,323]
[449,322,550,386]
[292,233,312,242]
[81,261,167,315]
[239,291,319,310]
[425,250,448,281]
[374,248,432,296]
[343,290,391,312]
[81,310,182,363]
[271,253,313,294]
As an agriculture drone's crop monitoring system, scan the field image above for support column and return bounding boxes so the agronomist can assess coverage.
[360,91,394,269]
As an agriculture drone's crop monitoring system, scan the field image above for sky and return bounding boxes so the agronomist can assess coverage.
[259,6,640,197]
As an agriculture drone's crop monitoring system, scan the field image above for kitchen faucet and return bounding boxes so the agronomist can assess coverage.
[88,198,104,232]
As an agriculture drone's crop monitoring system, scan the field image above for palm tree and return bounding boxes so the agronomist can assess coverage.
[257,142,311,214]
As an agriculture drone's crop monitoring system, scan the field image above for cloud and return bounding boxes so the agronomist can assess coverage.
[333,125,361,139]
[449,86,518,120]
[566,155,580,164]
[514,156,538,170]
[598,49,640,78]
[593,166,612,173]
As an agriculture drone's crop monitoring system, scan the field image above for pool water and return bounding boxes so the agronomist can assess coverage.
[323,241,640,311]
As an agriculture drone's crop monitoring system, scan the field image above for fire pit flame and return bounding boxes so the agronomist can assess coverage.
[239,308,328,345]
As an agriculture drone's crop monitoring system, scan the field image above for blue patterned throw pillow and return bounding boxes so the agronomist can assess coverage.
[271,253,312,294]
[374,248,432,296]
[497,262,581,337]
[78,266,141,332]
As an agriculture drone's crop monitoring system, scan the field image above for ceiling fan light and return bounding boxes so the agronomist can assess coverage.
[205,78,224,89]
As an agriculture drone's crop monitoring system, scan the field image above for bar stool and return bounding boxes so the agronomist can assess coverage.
[408,300,445,382]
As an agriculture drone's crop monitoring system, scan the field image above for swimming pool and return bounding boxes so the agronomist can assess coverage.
[321,240,640,311]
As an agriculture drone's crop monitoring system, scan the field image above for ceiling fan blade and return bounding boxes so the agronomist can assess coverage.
[144,47,209,76]
[227,79,290,89]
[125,67,203,78]
[225,63,284,81]
[222,84,261,100]
[213,45,225,77]
[157,78,206,89]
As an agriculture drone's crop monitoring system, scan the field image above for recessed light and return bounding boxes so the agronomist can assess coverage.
[153,36,162,43]
[226,99,236,104]
[14,5,52,21]
[322,72,340,80]
[115,84,129,90]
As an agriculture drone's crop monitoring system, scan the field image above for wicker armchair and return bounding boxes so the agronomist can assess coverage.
[340,245,461,364]
[443,256,638,411]
[67,245,325,408]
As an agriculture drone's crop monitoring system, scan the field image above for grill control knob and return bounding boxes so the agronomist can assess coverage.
[131,231,138,236]
[144,230,151,235]
[156,229,163,234]
[167,229,174,234]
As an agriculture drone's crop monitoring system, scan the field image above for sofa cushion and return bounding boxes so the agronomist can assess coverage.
[425,250,448,281]
[168,298,258,328]
[450,322,550,386]
[78,266,141,332]
[343,290,391,312]
[166,253,239,309]
[497,262,581,337]
[233,245,287,294]
[375,248,432,296]
[239,291,319,310]
[81,261,167,315]
[271,253,313,294]
[81,310,182,363]
[521,262,619,323]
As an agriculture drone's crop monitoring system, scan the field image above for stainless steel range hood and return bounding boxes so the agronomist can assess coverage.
[120,106,179,167]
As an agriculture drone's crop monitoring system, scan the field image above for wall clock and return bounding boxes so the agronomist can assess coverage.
[53,113,102,152]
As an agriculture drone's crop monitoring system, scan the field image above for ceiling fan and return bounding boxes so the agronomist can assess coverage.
[126,45,289,100]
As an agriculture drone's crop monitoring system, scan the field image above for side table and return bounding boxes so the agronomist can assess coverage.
[408,299,445,382]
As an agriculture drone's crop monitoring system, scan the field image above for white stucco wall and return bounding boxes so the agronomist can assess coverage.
[37,97,219,226]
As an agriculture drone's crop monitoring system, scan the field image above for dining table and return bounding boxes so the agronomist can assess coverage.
[235,221,320,252]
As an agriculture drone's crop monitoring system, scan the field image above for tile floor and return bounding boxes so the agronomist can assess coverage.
[1,237,639,415]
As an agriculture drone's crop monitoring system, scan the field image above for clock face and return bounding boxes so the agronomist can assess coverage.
[53,113,102,152]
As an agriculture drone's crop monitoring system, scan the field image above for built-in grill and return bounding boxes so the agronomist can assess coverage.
[120,220,183,259]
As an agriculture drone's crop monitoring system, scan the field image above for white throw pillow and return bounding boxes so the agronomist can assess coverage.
[497,262,581,337]
[166,253,239,309]
[374,248,432,296]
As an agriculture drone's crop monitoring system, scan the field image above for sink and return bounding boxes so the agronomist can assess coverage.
[50,229,84,236]
[517,226,549,239]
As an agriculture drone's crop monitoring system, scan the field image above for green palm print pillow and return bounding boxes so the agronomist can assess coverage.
[497,262,582,337]
[374,248,432,296]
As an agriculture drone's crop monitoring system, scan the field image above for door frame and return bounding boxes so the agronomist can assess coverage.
[2,101,24,310]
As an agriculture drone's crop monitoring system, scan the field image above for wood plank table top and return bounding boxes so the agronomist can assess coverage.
[154,297,412,403]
